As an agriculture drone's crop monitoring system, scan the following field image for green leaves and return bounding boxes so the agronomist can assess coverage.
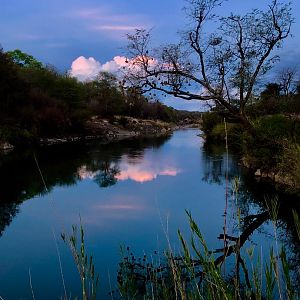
[7,49,43,69]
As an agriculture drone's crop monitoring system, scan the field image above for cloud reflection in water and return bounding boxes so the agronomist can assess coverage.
[77,154,181,184]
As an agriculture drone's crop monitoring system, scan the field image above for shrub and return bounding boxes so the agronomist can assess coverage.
[202,112,223,134]
[253,114,296,141]
[278,141,300,188]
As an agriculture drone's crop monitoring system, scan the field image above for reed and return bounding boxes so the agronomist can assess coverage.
[61,223,99,300]
[114,208,299,300]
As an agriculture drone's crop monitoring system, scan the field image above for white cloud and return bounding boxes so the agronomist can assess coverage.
[101,56,128,73]
[70,55,133,81]
[69,56,102,81]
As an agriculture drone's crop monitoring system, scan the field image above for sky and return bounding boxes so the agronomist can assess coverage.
[1,0,300,111]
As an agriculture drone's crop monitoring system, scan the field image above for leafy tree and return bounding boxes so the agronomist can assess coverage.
[0,48,28,117]
[88,72,125,116]
[260,83,281,100]
[124,0,293,128]
[7,49,43,69]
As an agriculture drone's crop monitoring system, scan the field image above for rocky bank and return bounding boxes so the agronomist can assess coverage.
[38,116,175,146]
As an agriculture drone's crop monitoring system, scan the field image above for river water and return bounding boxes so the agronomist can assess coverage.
[0,129,298,299]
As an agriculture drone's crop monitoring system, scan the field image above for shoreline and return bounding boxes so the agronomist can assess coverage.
[241,156,300,195]
[0,116,201,150]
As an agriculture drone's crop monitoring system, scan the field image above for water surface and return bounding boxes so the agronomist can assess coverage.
[0,129,298,299]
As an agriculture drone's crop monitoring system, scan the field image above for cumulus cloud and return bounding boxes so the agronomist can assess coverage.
[70,55,142,81]
[70,55,127,81]
[101,56,128,73]
[70,56,102,81]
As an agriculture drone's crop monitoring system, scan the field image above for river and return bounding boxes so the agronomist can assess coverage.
[0,129,299,299]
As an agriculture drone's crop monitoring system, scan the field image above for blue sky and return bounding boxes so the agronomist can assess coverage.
[1,0,300,111]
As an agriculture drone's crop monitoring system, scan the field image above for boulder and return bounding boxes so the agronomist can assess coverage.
[161,128,167,134]
[241,157,251,169]
[254,169,261,177]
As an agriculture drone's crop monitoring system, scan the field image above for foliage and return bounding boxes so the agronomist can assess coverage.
[7,49,43,69]
[254,84,300,115]
[203,111,300,188]
[277,141,300,188]
[201,112,223,134]
[253,114,297,142]
[0,48,198,146]
[260,83,281,101]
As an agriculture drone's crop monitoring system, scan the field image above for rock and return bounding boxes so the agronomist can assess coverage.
[0,142,14,151]
[274,174,280,183]
[254,169,261,177]
[161,128,167,134]
[241,157,251,169]
[268,172,275,180]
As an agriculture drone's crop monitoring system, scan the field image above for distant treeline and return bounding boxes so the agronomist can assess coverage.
[0,48,200,145]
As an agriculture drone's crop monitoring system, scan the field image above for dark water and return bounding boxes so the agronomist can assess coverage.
[0,129,299,299]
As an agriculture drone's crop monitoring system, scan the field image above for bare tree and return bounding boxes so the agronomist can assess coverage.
[124,0,293,127]
[277,67,298,96]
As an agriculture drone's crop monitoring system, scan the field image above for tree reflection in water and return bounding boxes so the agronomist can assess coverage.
[201,142,238,185]
[0,134,171,236]
[201,140,300,286]
[0,132,299,295]
[117,140,300,297]
[94,162,120,188]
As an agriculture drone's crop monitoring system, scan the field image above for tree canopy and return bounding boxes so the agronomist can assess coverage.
[7,49,43,69]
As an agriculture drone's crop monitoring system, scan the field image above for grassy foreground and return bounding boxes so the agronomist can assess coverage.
[61,205,300,300]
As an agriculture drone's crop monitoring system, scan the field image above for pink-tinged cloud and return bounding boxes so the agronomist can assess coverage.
[116,167,180,183]
[70,55,153,81]
[68,7,150,41]
[93,204,143,210]
[69,56,101,81]
[101,56,128,73]
[91,25,140,31]
[70,8,142,23]
[159,170,178,176]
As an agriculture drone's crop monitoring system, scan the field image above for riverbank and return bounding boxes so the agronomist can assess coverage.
[201,112,300,194]
[241,153,300,195]
[0,116,201,150]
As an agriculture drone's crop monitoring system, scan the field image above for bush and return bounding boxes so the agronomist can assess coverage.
[202,112,223,134]
[278,141,300,188]
[253,114,296,141]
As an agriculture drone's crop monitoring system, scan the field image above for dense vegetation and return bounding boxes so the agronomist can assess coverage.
[202,80,300,191]
[0,48,199,146]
